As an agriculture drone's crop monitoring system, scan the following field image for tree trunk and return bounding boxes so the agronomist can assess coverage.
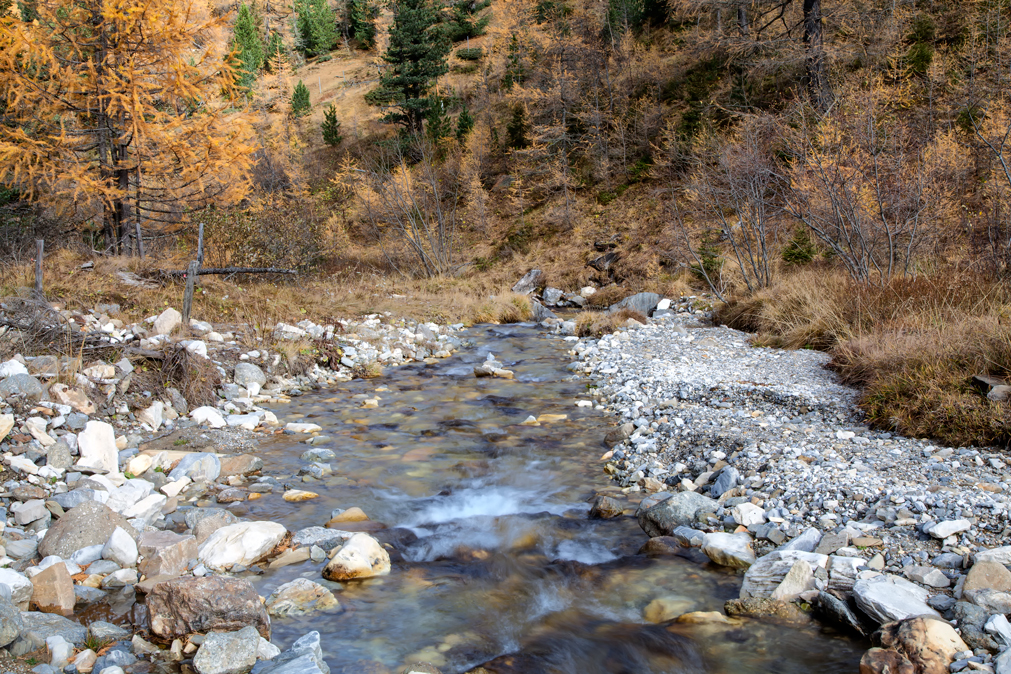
[803,0,832,113]
[737,4,749,36]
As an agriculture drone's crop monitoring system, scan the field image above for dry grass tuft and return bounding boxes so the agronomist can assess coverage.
[574,308,646,338]
[717,269,1011,447]
[351,361,384,378]
[161,346,222,407]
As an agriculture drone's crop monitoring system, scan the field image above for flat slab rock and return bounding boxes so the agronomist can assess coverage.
[147,576,270,640]
[853,573,940,625]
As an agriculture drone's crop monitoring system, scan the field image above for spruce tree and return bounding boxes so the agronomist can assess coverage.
[321,104,343,145]
[426,99,452,141]
[505,103,529,149]
[456,104,474,142]
[501,33,523,90]
[445,0,491,42]
[294,0,338,57]
[346,0,378,49]
[380,0,451,134]
[291,80,311,116]
[232,3,264,90]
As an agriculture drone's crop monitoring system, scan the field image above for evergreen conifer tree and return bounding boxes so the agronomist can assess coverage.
[426,98,452,141]
[232,2,264,90]
[322,104,343,145]
[291,80,311,116]
[346,0,378,49]
[456,104,474,142]
[380,0,451,134]
[294,0,337,57]
[445,0,490,42]
[501,33,523,90]
[505,103,529,149]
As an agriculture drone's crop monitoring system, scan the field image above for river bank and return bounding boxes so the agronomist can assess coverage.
[575,311,1011,672]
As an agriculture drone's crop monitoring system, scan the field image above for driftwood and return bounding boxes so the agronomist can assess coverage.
[162,266,298,277]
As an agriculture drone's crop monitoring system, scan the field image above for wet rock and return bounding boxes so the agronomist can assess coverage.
[639,537,683,555]
[265,579,339,617]
[724,598,811,624]
[603,423,634,447]
[637,492,718,537]
[740,550,829,599]
[0,594,24,647]
[252,631,329,674]
[77,421,118,474]
[511,270,544,295]
[589,495,623,519]
[702,532,756,569]
[197,521,287,571]
[322,533,390,581]
[138,531,198,577]
[327,507,369,524]
[30,563,75,616]
[852,574,939,625]
[858,648,914,674]
[190,509,239,545]
[147,576,270,640]
[39,501,136,559]
[0,374,44,402]
[292,528,351,552]
[283,490,318,502]
[300,448,336,462]
[770,560,815,601]
[642,597,693,623]
[401,665,443,674]
[219,455,264,477]
[193,626,260,674]
[607,292,661,316]
[865,616,967,674]
[813,591,865,636]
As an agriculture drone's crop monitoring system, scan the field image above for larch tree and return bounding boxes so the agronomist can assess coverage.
[380,0,450,134]
[0,0,256,251]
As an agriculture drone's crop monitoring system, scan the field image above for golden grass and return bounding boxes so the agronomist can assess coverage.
[717,268,1011,447]
[574,308,647,337]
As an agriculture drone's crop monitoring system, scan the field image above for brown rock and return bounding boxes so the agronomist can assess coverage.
[859,647,915,674]
[589,495,623,519]
[328,507,369,523]
[12,485,46,502]
[39,501,136,559]
[30,562,76,616]
[963,561,1011,594]
[146,576,270,640]
[215,488,247,504]
[218,455,263,477]
[193,511,237,545]
[638,537,682,555]
[138,531,198,578]
[871,616,968,674]
[326,521,386,533]
[604,422,634,446]
[723,598,811,624]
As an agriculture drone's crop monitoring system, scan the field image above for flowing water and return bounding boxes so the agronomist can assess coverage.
[217,324,865,674]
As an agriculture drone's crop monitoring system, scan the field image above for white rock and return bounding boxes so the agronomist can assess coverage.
[70,545,104,566]
[656,298,672,310]
[770,560,815,601]
[191,407,226,428]
[26,417,55,447]
[8,455,39,475]
[103,527,138,567]
[122,494,167,523]
[0,414,13,442]
[285,422,322,434]
[256,638,280,661]
[852,573,939,624]
[978,548,1011,565]
[0,568,33,604]
[11,499,47,525]
[701,532,756,569]
[925,519,972,539]
[741,550,830,598]
[125,454,153,477]
[986,614,1011,646]
[226,414,260,431]
[136,402,164,432]
[106,479,154,514]
[160,477,191,498]
[198,522,287,572]
[0,360,28,377]
[732,502,766,527]
[77,420,119,473]
[47,635,74,669]
[322,533,391,581]
[153,308,182,336]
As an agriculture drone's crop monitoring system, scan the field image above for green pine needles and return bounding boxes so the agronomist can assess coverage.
[294,0,338,57]
[346,0,378,49]
[232,3,264,90]
[380,0,451,134]
[502,33,523,90]
[291,80,311,116]
[456,104,474,141]
[322,104,344,146]
[445,0,491,42]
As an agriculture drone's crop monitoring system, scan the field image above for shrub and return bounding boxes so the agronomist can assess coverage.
[321,104,343,146]
[456,47,483,61]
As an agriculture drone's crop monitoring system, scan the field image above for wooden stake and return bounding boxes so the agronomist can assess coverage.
[135,222,145,259]
[34,239,44,297]
[319,75,322,95]
[182,260,198,324]
[196,223,205,267]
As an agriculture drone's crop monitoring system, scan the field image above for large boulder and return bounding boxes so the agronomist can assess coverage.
[740,550,829,599]
[607,292,661,316]
[701,532,756,569]
[265,579,339,617]
[253,632,329,674]
[0,595,23,648]
[860,616,967,674]
[170,453,221,482]
[0,374,44,402]
[511,270,544,295]
[193,626,260,674]
[197,521,286,572]
[853,574,939,625]
[322,533,390,581]
[29,563,75,616]
[233,363,266,388]
[146,576,270,640]
[153,308,182,336]
[637,492,718,537]
[39,501,136,560]
[138,531,198,577]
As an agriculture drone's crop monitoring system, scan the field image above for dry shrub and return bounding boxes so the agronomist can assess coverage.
[466,292,532,325]
[351,362,383,378]
[585,285,628,310]
[575,308,645,337]
[718,268,1011,447]
[162,346,222,408]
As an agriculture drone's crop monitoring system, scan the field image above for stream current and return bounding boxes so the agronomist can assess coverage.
[221,324,865,674]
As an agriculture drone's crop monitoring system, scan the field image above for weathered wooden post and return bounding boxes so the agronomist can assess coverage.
[196,223,205,267]
[182,260,199,324]
[34,239,44,297]
[135,222,145,259]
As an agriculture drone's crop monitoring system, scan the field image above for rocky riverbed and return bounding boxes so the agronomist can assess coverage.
[572,306,1011,673]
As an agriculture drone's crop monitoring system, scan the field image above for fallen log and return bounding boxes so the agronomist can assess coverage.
[163,266,298,277]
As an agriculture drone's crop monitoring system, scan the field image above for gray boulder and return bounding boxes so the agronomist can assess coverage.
[38,501,136,559]
[252,632,329,674]
[530,300,557,322]
[193,626,260,674]
[542,287,564,305]
[637,492,718,537]
[0,594,23,648]
[233,363,266,388]
[607,292,661,316]
[0,374,44,402]
[709,466,740,498]
[169,453,221,482]
[511,270,544,295]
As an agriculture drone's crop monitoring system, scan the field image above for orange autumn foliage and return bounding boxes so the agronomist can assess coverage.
[0,0,257,248]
